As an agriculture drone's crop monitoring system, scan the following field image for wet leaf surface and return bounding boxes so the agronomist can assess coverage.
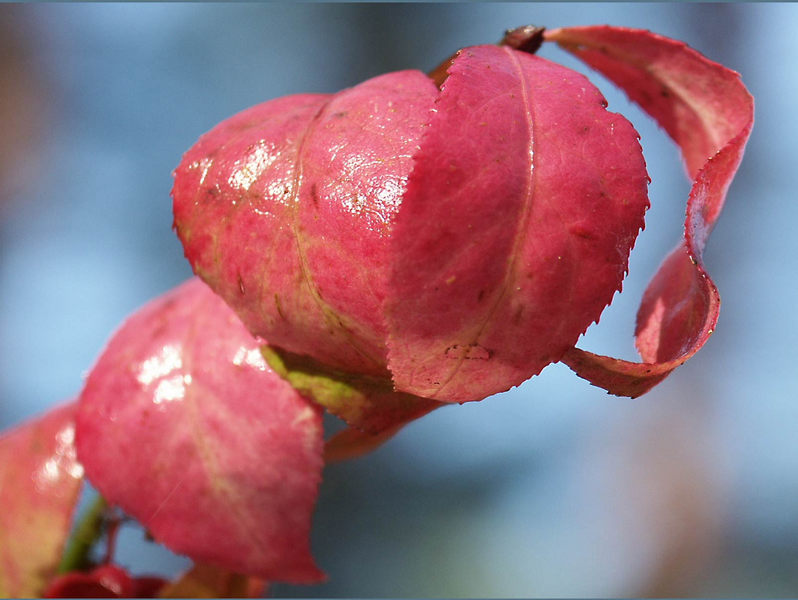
[173,73,438,378]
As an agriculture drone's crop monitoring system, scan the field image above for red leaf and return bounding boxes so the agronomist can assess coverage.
[76,278,325,583]
[386,45,649,402]
[0,402,84,598]
[173,72,438,379]
[545,26,754,396]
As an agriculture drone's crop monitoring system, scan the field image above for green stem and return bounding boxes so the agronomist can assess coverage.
[57,493,109,574]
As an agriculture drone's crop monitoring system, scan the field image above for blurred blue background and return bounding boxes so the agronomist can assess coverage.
[0,3,795,597]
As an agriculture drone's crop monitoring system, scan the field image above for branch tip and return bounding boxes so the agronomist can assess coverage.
[501,25,546,54]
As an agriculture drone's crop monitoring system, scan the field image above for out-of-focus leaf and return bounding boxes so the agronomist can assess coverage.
[76,278,325,583]
[324,423,408,464]
[386,44,649,403]
[0,403,84,598]
[159,563,266,599]
[546,26,754,396]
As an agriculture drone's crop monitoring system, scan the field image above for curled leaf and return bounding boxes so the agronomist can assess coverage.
[76,278,325,583]
[545,26,754,396]
[0,403,84,598]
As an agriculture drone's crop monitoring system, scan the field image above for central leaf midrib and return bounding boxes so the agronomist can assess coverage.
[287,100,385,371]
[179,318,273,564]
[433,48,538,397]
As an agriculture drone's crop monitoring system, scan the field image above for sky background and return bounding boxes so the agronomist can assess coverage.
[0,3,795,597]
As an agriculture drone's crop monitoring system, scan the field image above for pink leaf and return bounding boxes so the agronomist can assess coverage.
[545,26,754,396]
[75,278,325,583]
[173,72,438,379]
[0,402,84,598]
[386,45,649,402]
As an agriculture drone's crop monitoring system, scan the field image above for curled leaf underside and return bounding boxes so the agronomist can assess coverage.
[546,26,754,396]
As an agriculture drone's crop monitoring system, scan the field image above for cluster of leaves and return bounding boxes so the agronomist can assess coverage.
[0,25,751,597]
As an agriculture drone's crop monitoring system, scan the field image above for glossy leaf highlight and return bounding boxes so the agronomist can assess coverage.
[173,72,438,378]
[76,278,325,583]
